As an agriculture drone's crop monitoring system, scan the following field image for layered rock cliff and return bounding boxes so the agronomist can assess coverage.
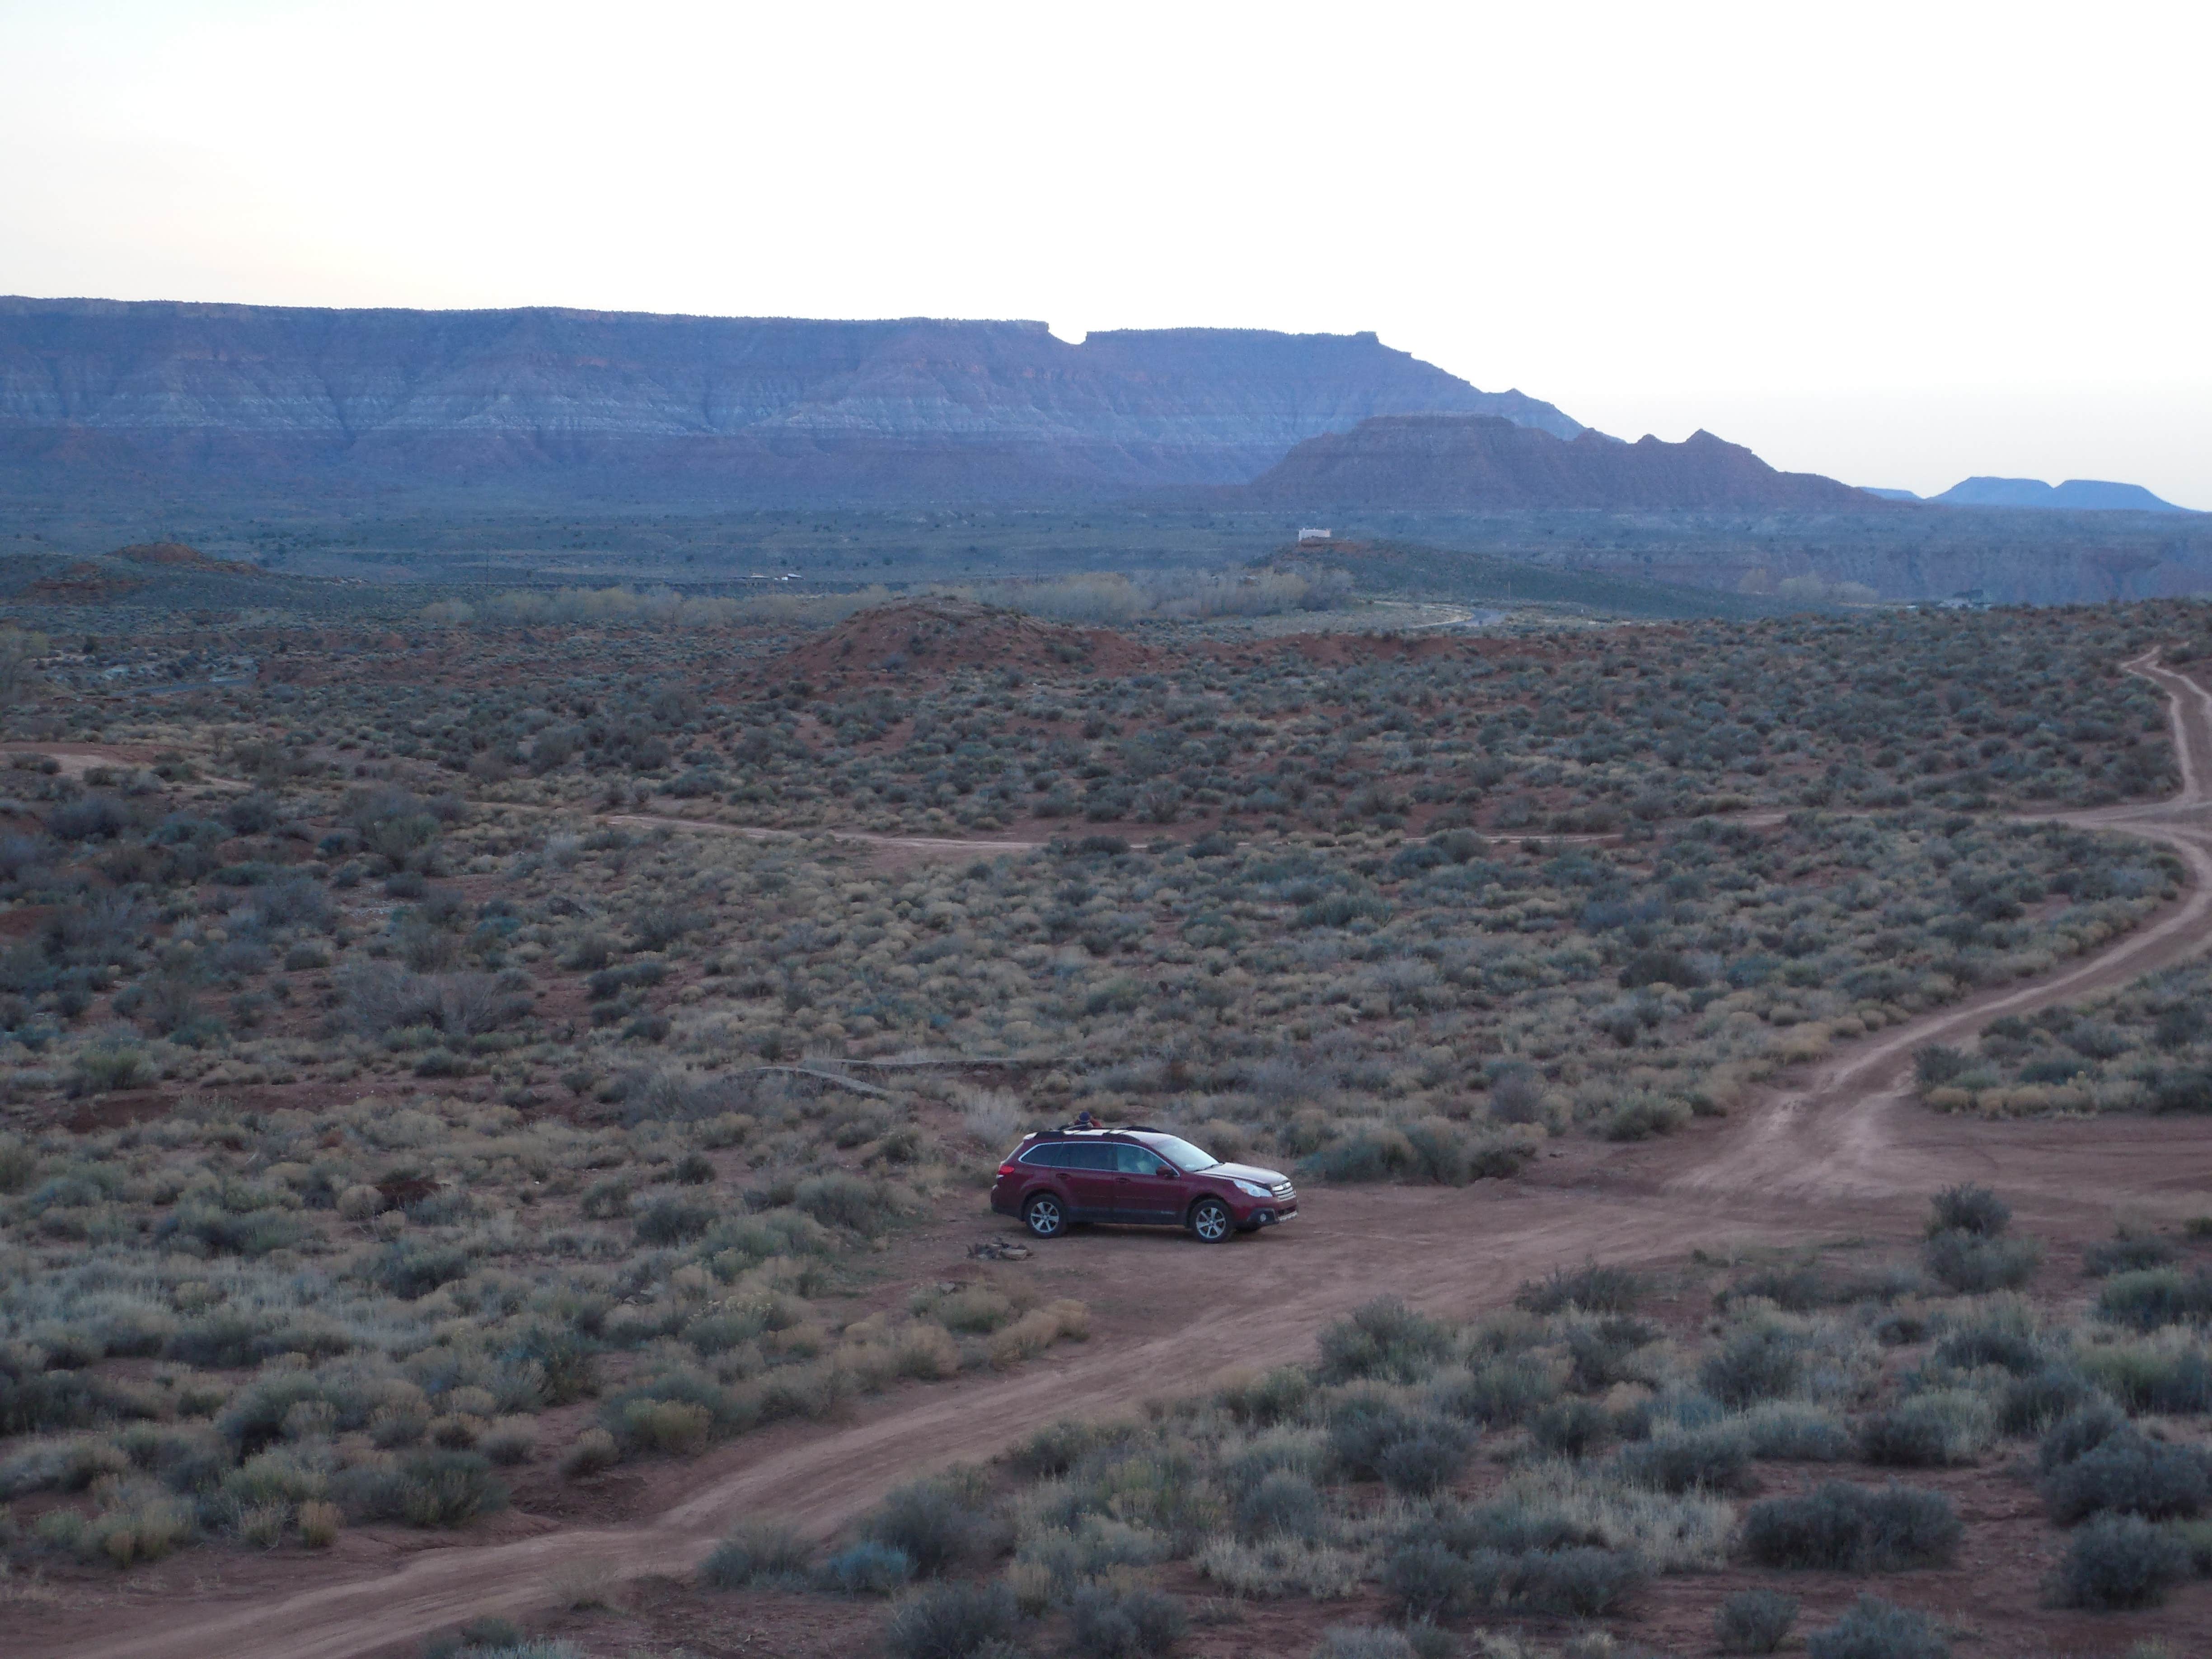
[0,298,1579,501]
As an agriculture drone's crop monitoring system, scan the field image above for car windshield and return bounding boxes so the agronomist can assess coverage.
[1138,1134,1218,1173]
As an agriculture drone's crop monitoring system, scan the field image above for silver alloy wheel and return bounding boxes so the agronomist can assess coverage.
[1023,1194,1064,1238]
[1190,1198,1232,1243]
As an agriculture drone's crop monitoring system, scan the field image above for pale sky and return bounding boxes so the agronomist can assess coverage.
[3,0,2207,505]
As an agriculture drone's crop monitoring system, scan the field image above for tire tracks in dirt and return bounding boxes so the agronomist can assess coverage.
[40,656,2212,1659]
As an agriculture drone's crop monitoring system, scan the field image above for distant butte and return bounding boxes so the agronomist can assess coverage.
[1231,414,1890,512]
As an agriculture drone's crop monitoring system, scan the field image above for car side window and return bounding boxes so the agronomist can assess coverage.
[1021,1144,1069,1168]
[1069,1144,1117,1171]
[1115,1144,1163,1174]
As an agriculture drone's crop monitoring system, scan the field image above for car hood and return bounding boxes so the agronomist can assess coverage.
[1206,1162,1291,1186]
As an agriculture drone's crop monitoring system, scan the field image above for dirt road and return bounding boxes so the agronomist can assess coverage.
[38,656,2212,1659]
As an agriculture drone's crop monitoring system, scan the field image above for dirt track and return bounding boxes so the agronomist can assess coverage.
[38,656,2212,1659]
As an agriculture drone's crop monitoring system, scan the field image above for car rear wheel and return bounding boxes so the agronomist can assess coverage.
[1189,1197,1233,1243]
[1022,1194,1065,1239]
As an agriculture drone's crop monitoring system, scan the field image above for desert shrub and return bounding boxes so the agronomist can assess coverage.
[611,1397,711,1457]
[217,1372,344,1454]
[1381,1539,1484,1621]
[1719,1263,1829,1312]
[160,1202,307,1258]
[1431,1355,1557,1426]
[1372,1423,1472,1497]
[1236,1472,1327,1541]
[2084,1234,2178,1277]
[598,1366,756,1448]
[558,1428,618,1480]
[222,792,281,834]
[1515,1261,1645,1315]
[1312,1629,1415,1659]
[1067,1584,1186,1659]
[1856,1391,1993,1467]
[927,1287,1013,1335]
[508,1326,598,1406]
[1514,1545,1644,1614]
[577,1175,633,1220]
[70,1037,153,1095]
[1927,1184,2010,1238]
[1932,1304,2044,1373]
[2043,1429,2211,1523]
[632,1196,715,1244]
[2,1434,127,1497]
[817,1539,914,1596]
[1740,1401,1852,1461]
[1570,1315,1662,1392]
[1913,1045,1968,1088]
[988,1300,1089,1368]
[1382,1533,1639,1619]
[1217,1365,1312,1427]
[2096,1267,2212,1331]
[699,1520,811,1589]
[1328,1398,1470,1493]
[865,1473,1001,1576]
[2039,1401,2130,1473]
[297,1499,341,1547]
[2078,1340,2212,1413]
[369,1239,472,1300]
[342,1450,507,1528]
[419,1617,548,1659]
[1317,1298,1453,1384]
[1007,1419,1138,1479]
[1923,1230,2041,1293]
[0,1351,102,1435]
[65,1482,197,1566]
[1805,1595,1947,1659]
[1998,1365,2101,1435]
[163,1311,280,1372]
[883,1580,1019,1659]
[473,1416,534,1466]
[1741,1481,1961,1571]
[1303,1126,1414,1182]
[1614,1422,1750,1494]
[1325,1395,1409,1478]
[49,794,130,842]
[0,1136,39,1194]
[2050,1513,2190,1611]
[792,1171,882,1232]
[1531,1397,1613,1458]
[1700,1326,1804,1408]
[1715,1587,1800,1654]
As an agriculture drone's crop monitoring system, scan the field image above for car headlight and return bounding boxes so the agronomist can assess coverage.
[1233,1180,1271,1198]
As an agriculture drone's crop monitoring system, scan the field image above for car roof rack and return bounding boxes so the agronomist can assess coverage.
[1033,1121,1170,1138]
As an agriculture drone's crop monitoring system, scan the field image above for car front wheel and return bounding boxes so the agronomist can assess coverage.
[1022,1193,1065,1239]
[1189,1197,1233,1243]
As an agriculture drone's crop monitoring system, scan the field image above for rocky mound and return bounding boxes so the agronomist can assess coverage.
[24,561,146,603]
[764,598,1156,685]
[112,541,258,571]
[1236,414,1892,512]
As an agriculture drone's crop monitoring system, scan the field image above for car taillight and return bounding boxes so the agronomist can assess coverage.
[996,1163,1017,1177]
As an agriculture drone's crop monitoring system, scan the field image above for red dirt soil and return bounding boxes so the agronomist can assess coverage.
[112,542,259,573]
[755,597,1158,687]
[23,652,2212,1659]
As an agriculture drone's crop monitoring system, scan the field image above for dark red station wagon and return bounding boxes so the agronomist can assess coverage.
[989,1123,1298,1243]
